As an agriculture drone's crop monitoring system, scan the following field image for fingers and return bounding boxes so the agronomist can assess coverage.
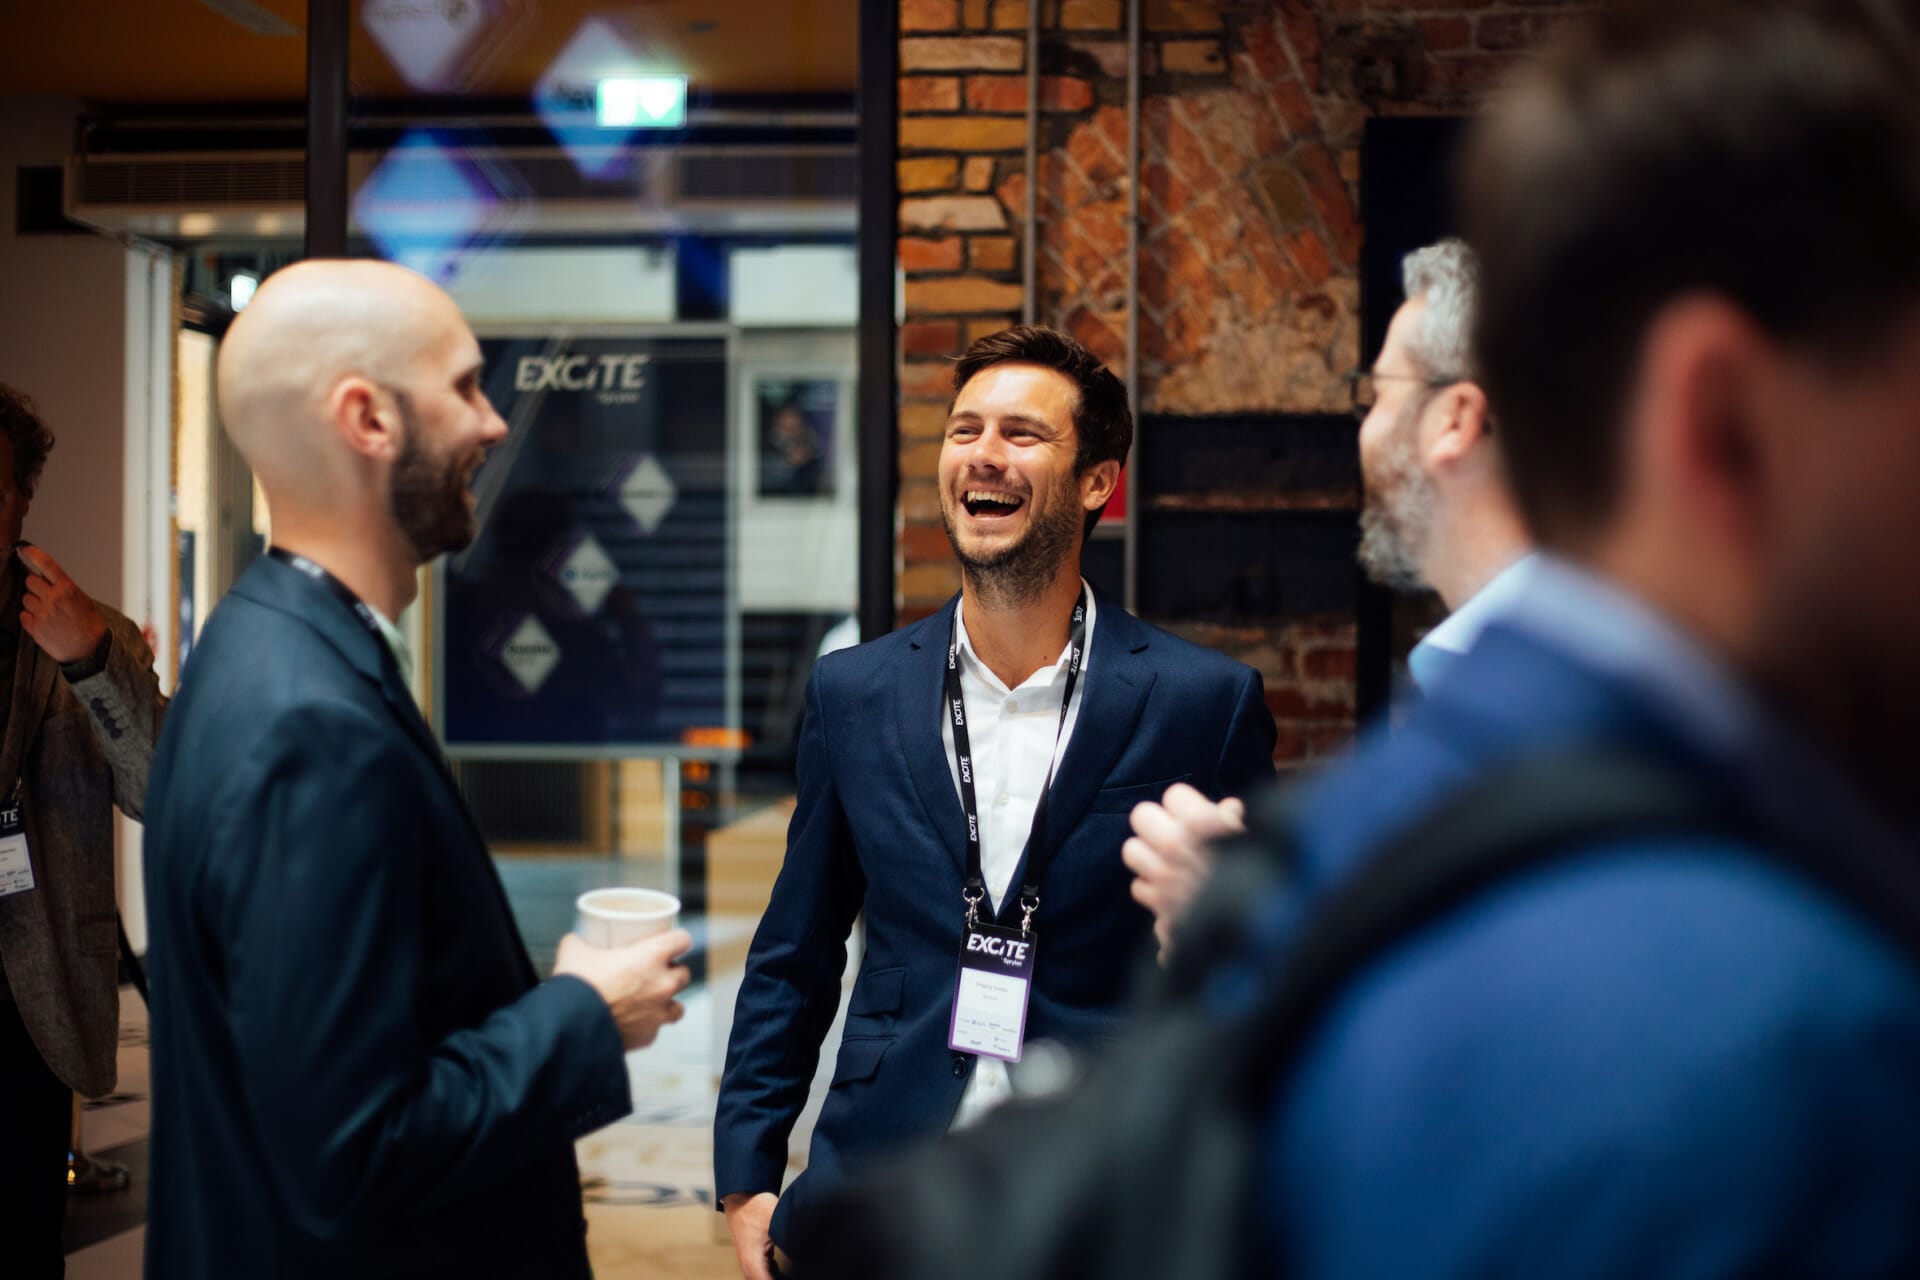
[15,544,64,582]
[1219,795,1247,828]
[1128,801,1210,874]
[1163,783,1244,838]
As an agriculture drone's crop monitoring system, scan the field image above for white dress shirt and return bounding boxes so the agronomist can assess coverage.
[941,582,1096,1132]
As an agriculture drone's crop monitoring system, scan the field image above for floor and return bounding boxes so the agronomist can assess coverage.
[63,874,851,1280]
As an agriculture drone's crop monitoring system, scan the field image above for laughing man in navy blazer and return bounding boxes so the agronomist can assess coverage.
[715,325,1277,1277]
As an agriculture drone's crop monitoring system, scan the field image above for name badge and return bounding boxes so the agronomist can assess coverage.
[0,783,35,899]
[948,921,1036,1063]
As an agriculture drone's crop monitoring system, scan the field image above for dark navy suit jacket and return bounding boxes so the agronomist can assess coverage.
[142,555,632,1278]
[715,593,1276,1247]
[1261,620,1920,1276]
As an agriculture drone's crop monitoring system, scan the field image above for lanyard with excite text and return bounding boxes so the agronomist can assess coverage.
[267,547,391,651]
[944,585,1087,935]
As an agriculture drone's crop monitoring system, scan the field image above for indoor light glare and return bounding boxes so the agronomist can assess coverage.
[595,76,688,129]
[229,272,259,311]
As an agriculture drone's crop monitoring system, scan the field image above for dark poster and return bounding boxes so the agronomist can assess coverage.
[440,334,730,750]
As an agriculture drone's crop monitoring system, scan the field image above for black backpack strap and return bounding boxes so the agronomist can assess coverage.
[1195,745,1920,1095]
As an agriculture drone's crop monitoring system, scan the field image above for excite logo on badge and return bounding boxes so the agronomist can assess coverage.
[967,933,1030,965]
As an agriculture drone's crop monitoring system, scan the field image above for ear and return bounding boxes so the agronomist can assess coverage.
[328,376,400,462]
[1078,457,1121,512]
[1634,295,1771,555]
[1423,381,1493,471]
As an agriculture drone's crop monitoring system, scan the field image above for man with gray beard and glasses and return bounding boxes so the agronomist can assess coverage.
[1126,238,1532,956]
[715,325,1275,1279]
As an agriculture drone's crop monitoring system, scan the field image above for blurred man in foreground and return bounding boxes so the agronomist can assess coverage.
[1252,0,1920,1270]
[142,260,692,1278]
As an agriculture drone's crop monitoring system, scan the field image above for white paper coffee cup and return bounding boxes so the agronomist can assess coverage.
[574,887,681,947]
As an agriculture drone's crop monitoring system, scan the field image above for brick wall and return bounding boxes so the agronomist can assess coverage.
[895,0,1603,764]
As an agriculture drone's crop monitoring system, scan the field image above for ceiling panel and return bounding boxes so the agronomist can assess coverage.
[0,0,858,105]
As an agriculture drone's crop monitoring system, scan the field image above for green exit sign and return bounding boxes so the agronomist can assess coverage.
[596,77,689,129]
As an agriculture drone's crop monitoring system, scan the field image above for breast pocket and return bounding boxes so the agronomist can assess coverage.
[830,1036,892,1087]
[1090,773,1191,813]
[847,966,906,1021]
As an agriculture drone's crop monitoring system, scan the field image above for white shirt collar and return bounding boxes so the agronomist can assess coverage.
[952,580,1096,696]
[367,605,414,688]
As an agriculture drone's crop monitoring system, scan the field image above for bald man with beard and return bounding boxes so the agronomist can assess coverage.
[141,261,692,1279]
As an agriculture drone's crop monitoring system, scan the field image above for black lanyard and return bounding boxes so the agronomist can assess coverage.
[267,547,392,653]
[945,585,1088,934]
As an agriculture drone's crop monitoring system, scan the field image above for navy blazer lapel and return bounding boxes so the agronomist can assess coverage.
[995,598,1156,924]
[899,598,971,881]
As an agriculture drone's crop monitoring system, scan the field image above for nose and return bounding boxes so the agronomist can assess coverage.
[481,398,508,447]
[967,424,1010,472]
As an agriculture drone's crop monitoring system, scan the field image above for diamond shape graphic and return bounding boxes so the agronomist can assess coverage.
[617,454,677,535]
[534,17,685,182]
[552,532,619,614]
[362,0,490,92]
[497,613,561,696]
[353,130,503,283]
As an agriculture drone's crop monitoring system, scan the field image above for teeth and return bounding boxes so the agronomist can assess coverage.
[964,490,1022,507]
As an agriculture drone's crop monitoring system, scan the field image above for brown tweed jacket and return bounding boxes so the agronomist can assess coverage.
[0,604,164,1097]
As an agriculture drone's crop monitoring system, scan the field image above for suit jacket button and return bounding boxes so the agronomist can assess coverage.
[951,1056,968,1077]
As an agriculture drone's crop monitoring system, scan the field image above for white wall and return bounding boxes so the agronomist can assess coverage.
[0,97,133,609]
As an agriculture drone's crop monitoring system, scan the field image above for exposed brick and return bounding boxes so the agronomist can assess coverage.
[967,317,1015,343]
[1062,35,1131,77]
[1425,51,1523,102]
[1060,0,1120,31]
[970,235,1018,272]
[1265,684,1354,721]
[1364,0,1491,9]
[903,0,960,32]
[964,0,990,27]
[1270,78,1318,138]
[902,359,958,397]
[963,156,998,190]
[905,276,1029,314]
[900,116,1029,151]
[991,0,1030,30]
[1294,143,1363,266]
[966,75,1028,113]
[900,36,1026,71]
[1301,644,1357,681]
[1161,39,1225,74]
[1145,0,1220,31]
[902,319,963,358]
[900,439,945,479]
[1282,227,1333,286]
[902,479,945,522]
[901,75,963,112]
[1476,11,1599,52]
[1045,76,1096,110]
[898,235,966,271]
[1419,15,1471,51]
[900,403,952,440]
[898,156,960,192]
[900,194,1009,231]
[902,522,956,562]
[1276,0,1324,89]
[1240,12,1296,83]
[900,562,963,603]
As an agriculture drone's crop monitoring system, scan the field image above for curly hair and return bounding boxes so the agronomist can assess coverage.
[0,383,56,498]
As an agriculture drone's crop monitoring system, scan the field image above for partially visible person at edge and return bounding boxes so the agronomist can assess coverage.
[1235,1,1920,1272]
[141,259,692,1278]
[1126,236,1530,957]
[0,382,165,1279]
[714,325,1276,1279]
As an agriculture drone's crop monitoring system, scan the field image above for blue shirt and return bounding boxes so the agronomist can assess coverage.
[1263,558,1920,1277]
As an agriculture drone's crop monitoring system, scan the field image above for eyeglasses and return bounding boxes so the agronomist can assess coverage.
[1346,370,1463,422]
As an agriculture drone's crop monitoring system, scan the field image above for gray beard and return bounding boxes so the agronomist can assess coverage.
[1356,417,1435,592]
[943,491,1082,610]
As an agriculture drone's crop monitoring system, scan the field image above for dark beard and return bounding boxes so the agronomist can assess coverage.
[942,485,1083,609]
[390,395,477,564]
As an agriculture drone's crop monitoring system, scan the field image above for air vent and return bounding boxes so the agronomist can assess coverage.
[77,156,306,206]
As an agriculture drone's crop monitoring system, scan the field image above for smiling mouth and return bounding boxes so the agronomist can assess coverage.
[961,489,1026,519]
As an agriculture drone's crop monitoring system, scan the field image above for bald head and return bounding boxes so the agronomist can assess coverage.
[216,259,467,501]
